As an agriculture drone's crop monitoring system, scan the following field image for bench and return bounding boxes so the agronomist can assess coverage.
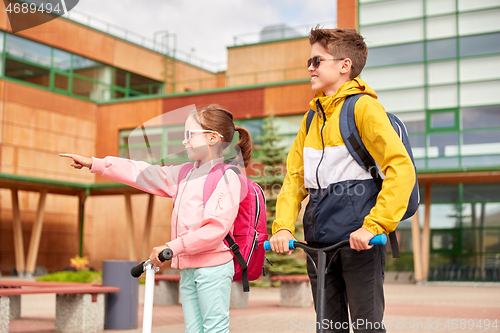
[141,274,249,309]
[271,275,313,307]
[0,280,119,333]
[141,274,181,306]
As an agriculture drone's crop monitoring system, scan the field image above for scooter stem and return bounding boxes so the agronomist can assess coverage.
[142,261,155,333]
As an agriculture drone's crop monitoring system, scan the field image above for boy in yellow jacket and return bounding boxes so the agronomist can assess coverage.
[269,28,415,332]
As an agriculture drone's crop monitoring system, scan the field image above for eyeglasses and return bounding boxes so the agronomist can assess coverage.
[307,56,354,70]
[184,129,223,142]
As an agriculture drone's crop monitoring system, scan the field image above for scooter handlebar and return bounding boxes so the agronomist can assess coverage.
[263,234,387,251]
[130,248,174,278]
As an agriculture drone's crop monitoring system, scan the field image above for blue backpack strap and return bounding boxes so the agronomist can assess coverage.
[339,94,382,184]
[339,94,400,258]
[305,109,315,134]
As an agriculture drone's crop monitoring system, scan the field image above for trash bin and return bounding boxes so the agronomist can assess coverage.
[102,260,139,330]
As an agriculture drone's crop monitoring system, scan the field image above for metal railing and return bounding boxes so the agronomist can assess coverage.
[233,21,336,46]
[64,10,225,72]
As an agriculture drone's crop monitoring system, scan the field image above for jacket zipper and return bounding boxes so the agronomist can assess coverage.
[174,168,195,268]
[312,99,327,243]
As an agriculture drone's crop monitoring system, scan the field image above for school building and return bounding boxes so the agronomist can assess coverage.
[0,0,498,282]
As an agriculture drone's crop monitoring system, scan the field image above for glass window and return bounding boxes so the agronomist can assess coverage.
[462,105,500,129]
[430,111,455,129]
[426,38,457,61]
[409,134,426,158]
[462,155,500,167]
[4,58,50,88]
[114,69,128,88]
[459,32,500,57]
[54,73,69,91]
[463,184,500,202]
[72,77,94,99]
[53,49,71,71]
[5,34,51,66]
[428,132,459,157]
[461,131,500,156]
[430,204,460,228]
[366,42,424,67]
[397,112,426,133]
[239,119,264,144]
[130,73,154,94]
[432,184,460,203]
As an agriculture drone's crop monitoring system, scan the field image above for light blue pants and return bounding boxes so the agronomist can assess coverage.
[180,260,234,333]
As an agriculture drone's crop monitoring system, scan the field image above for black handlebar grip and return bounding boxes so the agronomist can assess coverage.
[158,248,173,262]
[130,261,146,278]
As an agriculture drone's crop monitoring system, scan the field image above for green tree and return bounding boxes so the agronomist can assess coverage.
[250,115,287,233]
[249,115,308,281]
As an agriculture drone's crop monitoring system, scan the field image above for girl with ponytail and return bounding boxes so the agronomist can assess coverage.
[60,104,252,333]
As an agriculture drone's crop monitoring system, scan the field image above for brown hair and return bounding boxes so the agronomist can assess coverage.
[191,104,252,168]
[309,27,367,80]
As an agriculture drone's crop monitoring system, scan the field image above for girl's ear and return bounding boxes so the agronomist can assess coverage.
[209,132,222,143]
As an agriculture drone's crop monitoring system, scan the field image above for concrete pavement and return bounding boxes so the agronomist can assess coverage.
[6,281,500,333]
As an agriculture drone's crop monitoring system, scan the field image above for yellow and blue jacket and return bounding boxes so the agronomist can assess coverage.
[273,78,415,244]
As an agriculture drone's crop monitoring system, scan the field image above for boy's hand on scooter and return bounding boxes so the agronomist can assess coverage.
[59,154,93,169]
[149,245,169,267]
[350,227,375,251]
[269,229,296,255]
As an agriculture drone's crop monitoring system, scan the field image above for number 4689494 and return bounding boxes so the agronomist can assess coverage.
[6,2,63,14]
[443,319,498,330]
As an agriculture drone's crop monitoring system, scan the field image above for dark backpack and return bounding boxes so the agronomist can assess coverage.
[178,163,269,292]
[306,94,420,258]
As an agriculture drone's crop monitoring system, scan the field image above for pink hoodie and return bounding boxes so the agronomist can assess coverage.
[90,156,241,269]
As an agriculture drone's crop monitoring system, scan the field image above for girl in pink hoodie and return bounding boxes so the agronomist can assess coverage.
[61,104,252,333]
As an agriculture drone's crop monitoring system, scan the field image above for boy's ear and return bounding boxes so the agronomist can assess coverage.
[340,58,354,74]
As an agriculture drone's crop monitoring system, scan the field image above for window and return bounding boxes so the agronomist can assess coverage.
[119,125,186,164]
[427,38,457,61]
[429,110,457,130]
[462,105,500,129]
[366,42,424,67]
[1,33,163,102]
[460,32,500,57]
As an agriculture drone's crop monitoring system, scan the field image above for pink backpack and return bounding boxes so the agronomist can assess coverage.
[178,163,269,292]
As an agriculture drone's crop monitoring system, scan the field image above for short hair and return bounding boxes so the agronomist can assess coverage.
[309,27,367,79]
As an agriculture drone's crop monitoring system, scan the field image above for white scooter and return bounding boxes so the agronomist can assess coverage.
[131,248,174,333]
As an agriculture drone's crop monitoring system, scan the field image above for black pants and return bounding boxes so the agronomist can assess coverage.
[306,245,386,333]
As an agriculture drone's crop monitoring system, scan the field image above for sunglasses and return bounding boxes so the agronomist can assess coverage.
[184,129,223,142]
[307,56,354,70]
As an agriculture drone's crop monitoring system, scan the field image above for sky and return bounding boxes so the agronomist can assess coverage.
[70,0,337,71]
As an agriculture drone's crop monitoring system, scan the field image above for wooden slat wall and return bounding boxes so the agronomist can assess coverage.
[175,61,218,93]
[226,38,311,86]
[0,80,97,273]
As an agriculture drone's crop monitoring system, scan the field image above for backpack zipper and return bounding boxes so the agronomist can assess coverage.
[174,168,195,269]
[246,187,263,266]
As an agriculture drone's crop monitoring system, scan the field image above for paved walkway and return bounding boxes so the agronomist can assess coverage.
[6,281,500,332]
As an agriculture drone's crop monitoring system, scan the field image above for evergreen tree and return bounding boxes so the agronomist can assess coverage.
[250,115,287,233]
